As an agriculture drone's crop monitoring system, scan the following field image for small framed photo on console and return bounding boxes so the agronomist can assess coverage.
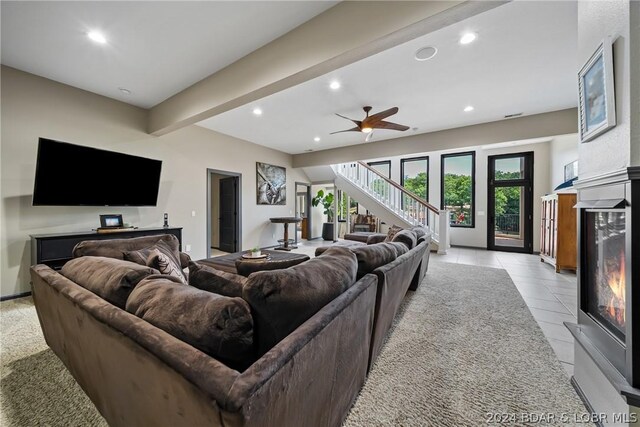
[100,214,123,228]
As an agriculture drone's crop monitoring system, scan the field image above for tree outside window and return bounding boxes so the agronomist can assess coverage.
[441,152,475,227]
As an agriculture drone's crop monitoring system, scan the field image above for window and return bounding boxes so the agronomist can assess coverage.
[337,190,358,221]
[441,152,475,227]
[401,156,429,201]
[367,160,391,201]
[367,161,391,178]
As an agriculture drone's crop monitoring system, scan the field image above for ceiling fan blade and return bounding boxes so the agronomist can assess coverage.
[335,113,362,126]
[373,121,410,131]
[366,107,399,124]
[365,131,374,142]
[330,127,361,135]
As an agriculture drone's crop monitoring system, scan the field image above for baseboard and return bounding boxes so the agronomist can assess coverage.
[0,291,32,302]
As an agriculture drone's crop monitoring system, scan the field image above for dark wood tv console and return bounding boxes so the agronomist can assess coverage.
[31,227,182,271]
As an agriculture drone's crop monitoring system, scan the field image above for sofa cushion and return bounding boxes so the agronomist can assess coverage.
[389,241,410,257]
[383,225,403,242]
[60,256,158,309]
[235,255,310,277]
[189,261,246,297]
[410,226,428,241]
[314,240,364,257]
[73,234,181,261]
[391,229,417,249]
[243,246,357,354]
[350,243,398,280]
[126,276,254,368]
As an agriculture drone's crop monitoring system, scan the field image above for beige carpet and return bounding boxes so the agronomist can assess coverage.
[1,262,589,426]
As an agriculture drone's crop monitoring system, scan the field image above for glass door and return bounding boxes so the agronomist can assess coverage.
[487,152,534,253]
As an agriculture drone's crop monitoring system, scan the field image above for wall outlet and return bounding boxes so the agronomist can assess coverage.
[191,210,196,217]
[185,244,192,252]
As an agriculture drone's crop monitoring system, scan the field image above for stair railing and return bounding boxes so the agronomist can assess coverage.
[333,161,449,251]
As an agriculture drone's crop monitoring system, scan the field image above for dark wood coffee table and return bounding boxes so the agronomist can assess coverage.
[198,250,309,274]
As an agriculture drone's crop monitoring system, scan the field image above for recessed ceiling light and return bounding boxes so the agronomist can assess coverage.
[414,46,438,61]
[252,107,263,116]
[459,32,477,45]
[329,81,341,90]
[118,87,131,95]
[87,31,107,44]
[464,105,474,112]
[314,136,321,142]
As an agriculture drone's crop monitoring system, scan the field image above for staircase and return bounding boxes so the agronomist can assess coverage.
[332,161,450,254]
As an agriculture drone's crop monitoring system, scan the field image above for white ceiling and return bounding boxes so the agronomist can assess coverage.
[1,1,336,108]
[199,1,578,155]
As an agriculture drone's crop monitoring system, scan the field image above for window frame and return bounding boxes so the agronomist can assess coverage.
[366,160,391,178]
[400,156,429,202]
[440,151,476,228]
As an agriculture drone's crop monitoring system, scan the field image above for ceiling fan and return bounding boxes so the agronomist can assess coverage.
[331,106,410,142]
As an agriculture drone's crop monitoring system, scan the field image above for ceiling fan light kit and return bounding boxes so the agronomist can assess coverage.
[331,106,410,139]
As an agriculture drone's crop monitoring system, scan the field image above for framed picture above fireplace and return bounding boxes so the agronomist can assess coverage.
[578,37,616,143]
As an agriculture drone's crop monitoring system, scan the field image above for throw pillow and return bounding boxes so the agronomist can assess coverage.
[125,240,187,282]
[126,276,254,369]
[148,248,187,284]
[188,261,246,297]
[60,256,158,309]
[384,225,403,242]
[243,246,357,355]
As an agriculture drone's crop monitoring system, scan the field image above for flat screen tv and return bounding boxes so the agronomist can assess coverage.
[32,138,162,206]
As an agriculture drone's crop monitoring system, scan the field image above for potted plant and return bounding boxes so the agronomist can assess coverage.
[249,246,261,257]
[311,189,335,241]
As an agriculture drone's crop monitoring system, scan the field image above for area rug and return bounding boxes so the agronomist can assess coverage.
[343,261,590,426]
[0,261,589,426]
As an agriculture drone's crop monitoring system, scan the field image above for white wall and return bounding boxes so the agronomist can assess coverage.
[364,139,557,251]
[577,0,632,178]
[550,134,580,189]
[0,67,308,297]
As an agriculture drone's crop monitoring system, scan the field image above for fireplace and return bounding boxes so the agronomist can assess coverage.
[584,211,626,341]
[568,167,640,406]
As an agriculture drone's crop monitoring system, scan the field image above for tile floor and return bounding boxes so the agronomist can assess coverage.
[292,240,578,377]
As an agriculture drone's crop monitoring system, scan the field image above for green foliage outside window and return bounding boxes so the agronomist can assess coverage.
[443,174,472,226]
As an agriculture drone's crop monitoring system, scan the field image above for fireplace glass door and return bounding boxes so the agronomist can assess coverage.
[585,211,626,341]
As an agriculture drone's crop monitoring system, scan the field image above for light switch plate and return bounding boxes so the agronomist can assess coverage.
[477,211,485,216]
[185,244,192,252]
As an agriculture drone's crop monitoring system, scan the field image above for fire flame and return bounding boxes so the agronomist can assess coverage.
[606,251,626,326]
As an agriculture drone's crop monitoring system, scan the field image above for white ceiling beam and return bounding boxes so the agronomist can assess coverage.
[148,1,508,136]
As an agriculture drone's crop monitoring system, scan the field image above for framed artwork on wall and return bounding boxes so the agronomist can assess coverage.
[256,162,286,205]
[564,160,578,182]
[578,37,616,143]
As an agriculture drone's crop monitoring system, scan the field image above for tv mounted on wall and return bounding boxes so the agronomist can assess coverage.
[32,138,162,206]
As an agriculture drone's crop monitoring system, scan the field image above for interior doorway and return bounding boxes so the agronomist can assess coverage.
[295,182,311,245]
[207,169,242,257]
[487,152,534,253]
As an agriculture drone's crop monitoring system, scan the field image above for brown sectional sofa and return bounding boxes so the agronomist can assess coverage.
[30,229,430,426]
